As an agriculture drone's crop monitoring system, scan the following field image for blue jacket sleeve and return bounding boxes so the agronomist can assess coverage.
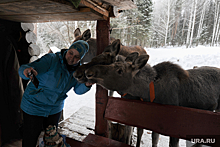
[18,53,53,80]
[73,81,91,95]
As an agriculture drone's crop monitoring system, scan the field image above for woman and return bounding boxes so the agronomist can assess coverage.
[18,40,93,147]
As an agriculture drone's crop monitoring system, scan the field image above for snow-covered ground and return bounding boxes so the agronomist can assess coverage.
[63,45,218,147]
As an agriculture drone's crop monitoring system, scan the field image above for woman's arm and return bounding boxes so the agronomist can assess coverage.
[73,81,93,95]
[18,53,53,80]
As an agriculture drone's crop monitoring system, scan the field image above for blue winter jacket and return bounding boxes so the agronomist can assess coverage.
[18,51,91,117]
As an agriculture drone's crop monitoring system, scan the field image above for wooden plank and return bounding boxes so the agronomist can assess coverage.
[0,0,105,22]
[105,97,220,140]
[0,0,26,4]
[58,106,95,141]
[95,19,110,137]
[102,0,136,10]
[66,137,97,147]
[83,133,132,147]
[0,10,104,23]
[80,0,109,18]
[0,0,77,15]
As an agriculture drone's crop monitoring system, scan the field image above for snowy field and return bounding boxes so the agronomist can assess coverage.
[63,45,219,147]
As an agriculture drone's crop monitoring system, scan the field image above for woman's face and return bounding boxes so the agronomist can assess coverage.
[65,49,80,65]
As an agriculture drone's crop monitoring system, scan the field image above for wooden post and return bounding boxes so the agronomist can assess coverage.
[95,19,110,137]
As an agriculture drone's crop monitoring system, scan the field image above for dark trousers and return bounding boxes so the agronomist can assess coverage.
[22,111,62,147]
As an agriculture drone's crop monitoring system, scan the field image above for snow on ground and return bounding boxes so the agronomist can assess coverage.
[146,45,220,69]
[63,45,218,147]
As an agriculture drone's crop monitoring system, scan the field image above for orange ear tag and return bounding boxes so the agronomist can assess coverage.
[149,81,155,102]
[122,93,127,97]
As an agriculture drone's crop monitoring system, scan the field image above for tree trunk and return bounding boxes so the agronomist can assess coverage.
[189,0,198,48]
[196,1,207,46]
[66,21,71,44]
[165,0,170,47]
[127,27,130,46]
[214,3,220,45]
[33,23,37,37]
[211,0,219,46]
[186,2,194,48]
[182,11,187,45]
[74,21,78,31]
[135,27,138,45]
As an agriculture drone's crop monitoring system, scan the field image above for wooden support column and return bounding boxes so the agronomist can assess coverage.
[95,19,110,137]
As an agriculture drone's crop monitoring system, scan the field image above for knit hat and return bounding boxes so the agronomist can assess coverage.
[69,40,89,59]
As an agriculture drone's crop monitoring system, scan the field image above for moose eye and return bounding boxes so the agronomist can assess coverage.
[117,69,123,75]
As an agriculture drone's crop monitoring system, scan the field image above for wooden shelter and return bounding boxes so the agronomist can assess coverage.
[0,0,220,147]
[0,0,137,146]
[0,0,136,22]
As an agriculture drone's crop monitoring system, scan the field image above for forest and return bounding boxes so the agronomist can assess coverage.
[36,0,219,53]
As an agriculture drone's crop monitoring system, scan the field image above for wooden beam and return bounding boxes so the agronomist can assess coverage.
[80,0,109,18]
[0,10,104,23]
[101,0,137,10]
[105,97,220,146]
[0,0,106,22]
[50,0,78,9]
[83,133,132,147]
[0,0,77,15]
[66,137,96,147]
[0,0,27,4]
[95,19,110,137]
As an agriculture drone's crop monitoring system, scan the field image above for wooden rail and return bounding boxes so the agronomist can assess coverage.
[105,97,220,146]
[66,134,132,147]
[83,133,132,147]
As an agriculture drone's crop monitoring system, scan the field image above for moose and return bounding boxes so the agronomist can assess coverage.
[73,28,146,64]
[73,28,97,63]
[73,37,149,146]
[73,37,147,84]
[84,51,220,147]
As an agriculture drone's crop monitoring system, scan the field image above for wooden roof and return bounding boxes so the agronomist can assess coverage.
[0,0,136,23]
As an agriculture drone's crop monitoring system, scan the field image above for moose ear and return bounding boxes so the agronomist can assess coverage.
[104,39,120,56]
[133,55,149,70]
[125,52,139,63]
[82,29,91,41]
[116,55,126,62]
[74,28,81,38]
[110,39,120,56]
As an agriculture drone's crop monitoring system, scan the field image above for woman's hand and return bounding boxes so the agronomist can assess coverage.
[85,82,94,87]
[23,67,38,78]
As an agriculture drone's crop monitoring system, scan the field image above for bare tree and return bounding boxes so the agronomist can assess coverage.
[165,0,170,46]
[189,0,198,48]
[196,0,207,45]
[211,0,220,46]
[186,1,194,48]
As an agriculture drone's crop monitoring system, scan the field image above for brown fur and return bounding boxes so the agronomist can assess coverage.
[109,37,147,57]
[85,52,220,147]
[73,28,147,83]
[73,39,147,84]
[73,38,147,147]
